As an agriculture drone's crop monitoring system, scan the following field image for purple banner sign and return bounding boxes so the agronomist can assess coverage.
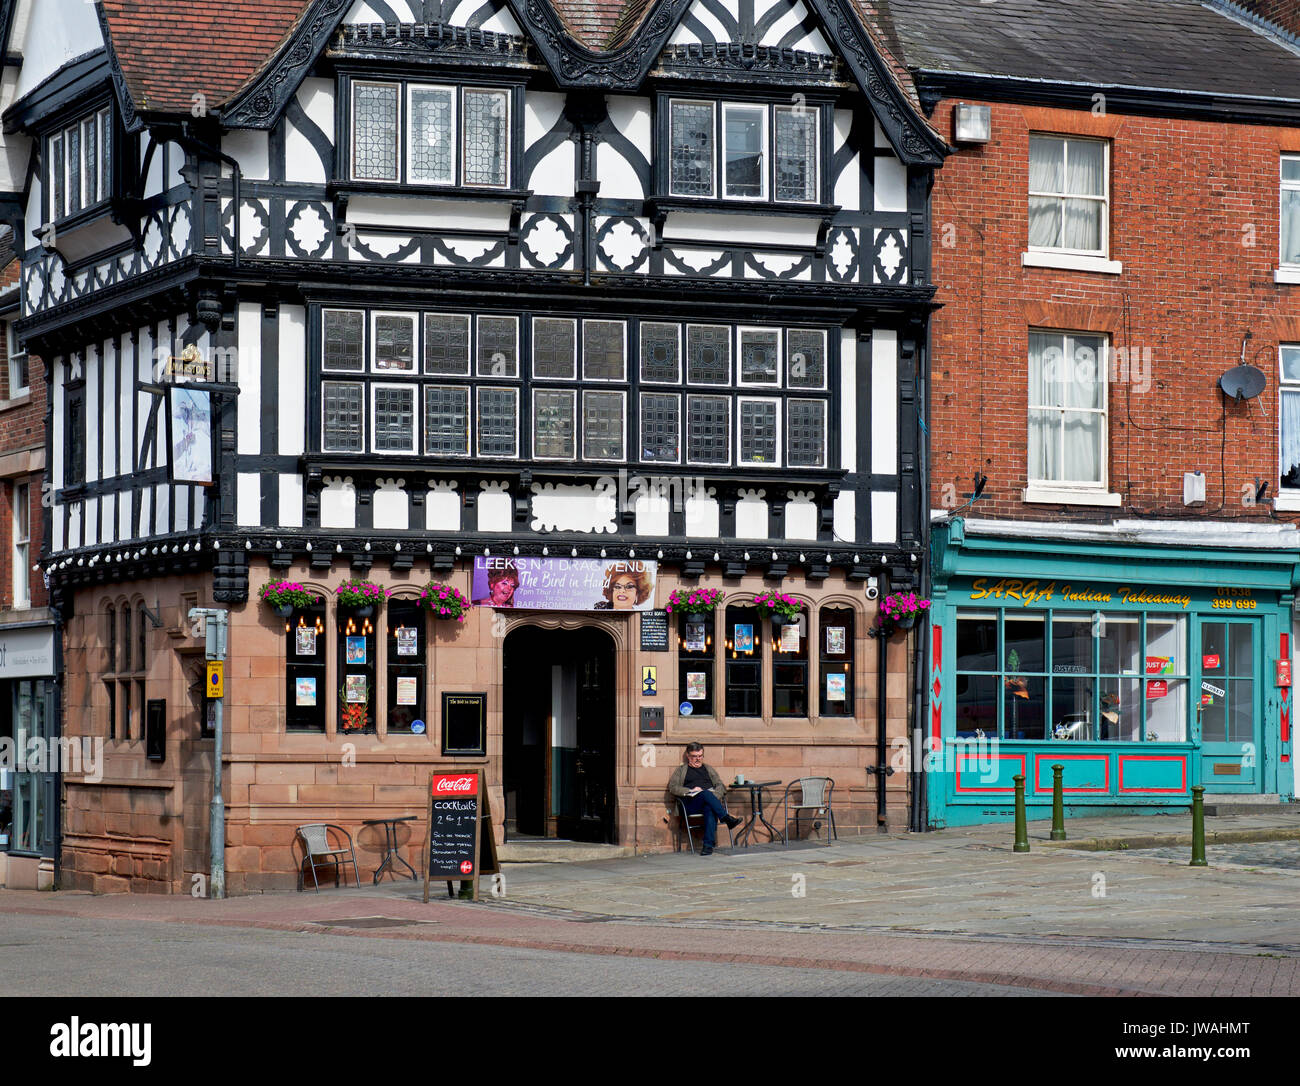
[472,557,658,612]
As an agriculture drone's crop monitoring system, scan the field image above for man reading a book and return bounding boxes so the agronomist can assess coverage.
[668,743,741,856]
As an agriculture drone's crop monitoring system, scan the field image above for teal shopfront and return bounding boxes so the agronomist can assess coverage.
[927,519,1300,828]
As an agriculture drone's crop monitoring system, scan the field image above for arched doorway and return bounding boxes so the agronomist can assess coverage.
[502,625,616,843]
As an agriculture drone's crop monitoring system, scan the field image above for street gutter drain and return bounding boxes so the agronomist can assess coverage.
[311,916,435,929]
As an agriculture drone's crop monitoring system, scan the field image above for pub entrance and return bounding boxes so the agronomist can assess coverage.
[502,626,616,843]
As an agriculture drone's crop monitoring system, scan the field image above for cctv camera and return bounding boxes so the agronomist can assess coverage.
[865,576,880,601]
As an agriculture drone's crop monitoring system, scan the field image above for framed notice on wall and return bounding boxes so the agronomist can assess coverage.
[442,692,487,756]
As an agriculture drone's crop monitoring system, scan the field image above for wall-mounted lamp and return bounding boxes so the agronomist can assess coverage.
[953,103,991,144]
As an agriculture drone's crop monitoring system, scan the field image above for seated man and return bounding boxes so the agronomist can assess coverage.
[668,742,741,856]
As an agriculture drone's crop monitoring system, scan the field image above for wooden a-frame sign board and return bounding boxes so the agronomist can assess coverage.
[423,770,499,903]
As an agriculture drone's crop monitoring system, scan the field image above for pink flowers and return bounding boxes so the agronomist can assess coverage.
[335,580,387,607]
[418,582,470,622]
[881,592,930,618]
[259,581,320,609]
[666,587,723,614]
[754,589,801,618]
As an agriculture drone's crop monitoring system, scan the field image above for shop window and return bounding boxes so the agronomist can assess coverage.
[724,605,762,716]
[387,599,427,735]
[286,603,327,732]
[9,680,51,854]
[772,609,809,717]
[954,608,1187,742]
[119,607,134,739]
[819,607,854,716]
[678,611,715,717]
[339,608,377,733]
[104,604,116,740]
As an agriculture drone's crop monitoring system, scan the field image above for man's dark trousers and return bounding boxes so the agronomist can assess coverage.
[684,790,729,847]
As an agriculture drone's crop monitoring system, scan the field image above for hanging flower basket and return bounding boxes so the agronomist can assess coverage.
[335,579,386,616]
[418,581,472,623]
[258,581,320,618]
[874,591,930,634]
[665,587,723,615]
[753,589,802,625]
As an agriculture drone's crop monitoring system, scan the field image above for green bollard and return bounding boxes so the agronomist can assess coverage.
[1013,774,1030,853]
[1050,764,1066,841]
[1190,785,1207,867]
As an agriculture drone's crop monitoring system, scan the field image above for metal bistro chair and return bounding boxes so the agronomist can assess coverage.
[674,797,735,854]
[296,823,362,891]
[781,777,838,844]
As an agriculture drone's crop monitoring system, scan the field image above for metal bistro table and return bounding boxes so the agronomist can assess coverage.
[728,780,784,847]
[362,815,419,883]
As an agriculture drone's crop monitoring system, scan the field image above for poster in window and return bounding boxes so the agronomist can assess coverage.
[167,387,213,486]
[780,624,800,652]
[685,619,707,653]
[395,676,418,706]
[346,635,367,664]
[296,627,317,656]
[296,677,317,706]
[825,626,846,656]
[686,672,708,701]
[346,675,367,703]
[1146,656,1172,675]
[396,627,418,656]
[826,673,846,702]
[734,624,754,654]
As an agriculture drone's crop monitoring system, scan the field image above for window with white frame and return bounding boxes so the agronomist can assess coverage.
[668,98,820,204]
[1280,346,1300,490]
[1028,136,1108,256]
[46,103,113,223]
[5,323,26,399]
[12,482,29,608]
[350,79,510,188]
[1283,156,1300,269]
[1028,331,1108,488]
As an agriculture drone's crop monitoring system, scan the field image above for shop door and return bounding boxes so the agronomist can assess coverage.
[1196,618,1262,792]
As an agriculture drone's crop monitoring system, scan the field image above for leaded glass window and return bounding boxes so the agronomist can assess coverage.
[372,384,417,453]
[323,310,365,372]
[477,315,519,377]
[670,100,714,197]
[787,329,826,390]
[50,134,64,222]
[424,313,470,375]
[409,86,454,184]
[583,391,625,461]
[687,395,730,465]
[99,109,111,203]
[323,382,364,452]
[424,385,470,457]
[775,107,817,203]
[787,399,826,468]
[582,320,625,381]
[83,114,98,209]
[352,82,399,181]
[739,328,781,386]
[723,104,765,199]
[640,393,680,464]
[738,399,779,464]
[67,123,81,214]
[533,318,576,380]
[372,313,416,373]
[686,324,730,385]
[640,322,681,384]
[533,389,576,459]
[463,89,509,187]
[477,387,518,458]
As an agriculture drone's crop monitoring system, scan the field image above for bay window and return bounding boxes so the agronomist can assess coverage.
[46,104,113,223]
[350,79,510,188]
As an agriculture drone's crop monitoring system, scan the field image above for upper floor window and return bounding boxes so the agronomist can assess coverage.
[1280,346,1300,491]
[1028,330,1107,489]
[1028,136,1108,256]
[12,482,29,609]
[46,104,113,223]
[667,98,819,203]
[1283,156,1300,269]
[6,323,27,399]
[350,79,510,189]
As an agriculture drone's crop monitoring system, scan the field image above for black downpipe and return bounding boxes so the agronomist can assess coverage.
[877,597,888,828]
[911,331,932,833]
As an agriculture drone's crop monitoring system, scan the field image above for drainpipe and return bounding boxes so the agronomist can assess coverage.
[911,326,933,833]
[876,603,889,828]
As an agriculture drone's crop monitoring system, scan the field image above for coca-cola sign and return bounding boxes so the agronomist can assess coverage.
[431,773,478,796]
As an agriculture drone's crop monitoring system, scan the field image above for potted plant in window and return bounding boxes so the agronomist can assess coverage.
[754,589,802,629]
[339,680,370,732]
[335,579,386,618]
[258,580,320,619]
[665,587,723,615]
[880,591,930,631]
[418,581,472,623]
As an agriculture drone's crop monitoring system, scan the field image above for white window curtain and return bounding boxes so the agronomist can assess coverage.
[1029,331,1105,484]
[1029,137,1105,252]
[1281,388,1300,486]
[1063,140,1104,251]
[1283,163,1300,265]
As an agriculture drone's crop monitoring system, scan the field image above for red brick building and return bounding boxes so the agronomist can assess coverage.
[880,0,1300,825]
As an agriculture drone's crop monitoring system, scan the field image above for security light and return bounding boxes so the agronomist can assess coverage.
[953,103,991,143]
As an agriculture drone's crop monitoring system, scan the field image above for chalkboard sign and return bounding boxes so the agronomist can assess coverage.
[146,700,166,762]
[442,693,487,756]
[423,771,482,903]
[640,610,670,652]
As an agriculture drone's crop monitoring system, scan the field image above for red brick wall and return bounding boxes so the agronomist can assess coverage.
[928,99,1300,522]
[1239,0,1300,34]
[0,315,48,611]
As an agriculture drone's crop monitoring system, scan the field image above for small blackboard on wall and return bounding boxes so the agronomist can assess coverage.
[441,692,486,756]
[146,700,166,762]
[640,610,670,651]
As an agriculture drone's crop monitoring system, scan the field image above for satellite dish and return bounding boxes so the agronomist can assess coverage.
[1220,364,1265,403]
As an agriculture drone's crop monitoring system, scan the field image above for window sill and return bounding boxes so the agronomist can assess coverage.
[1022,251,1122,275]
[1273,492,1300,511]
[0,392,32,412]
[1022,485,1121,507]
[328,180,531,203]
[647,196,839,220]
[1276,267,1300,285]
